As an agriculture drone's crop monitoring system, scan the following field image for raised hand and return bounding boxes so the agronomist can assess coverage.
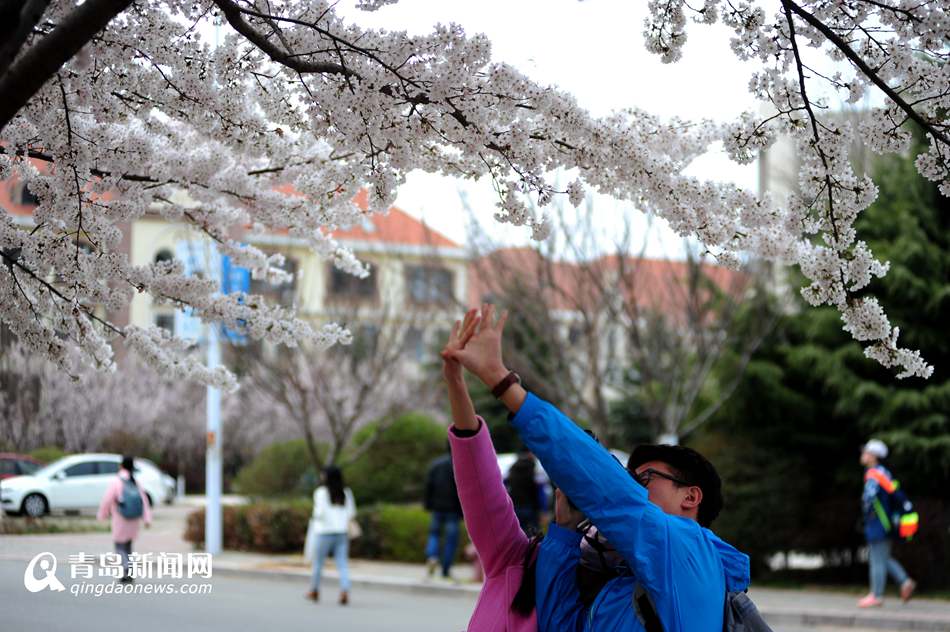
[441,308,480,384]
[443,303,510,389]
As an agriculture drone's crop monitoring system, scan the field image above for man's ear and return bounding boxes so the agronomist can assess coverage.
[682,485,703,512]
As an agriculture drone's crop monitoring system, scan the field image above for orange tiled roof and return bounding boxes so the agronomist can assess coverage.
[468,247,748,317]
[2,173,460,250]
[331,189,460,249]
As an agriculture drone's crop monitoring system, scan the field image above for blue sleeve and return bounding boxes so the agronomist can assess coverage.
[511,393,680,593]
[536,524,586,632]
[862,476,879,513]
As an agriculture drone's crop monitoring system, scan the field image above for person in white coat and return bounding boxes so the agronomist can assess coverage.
[306,466,356,605]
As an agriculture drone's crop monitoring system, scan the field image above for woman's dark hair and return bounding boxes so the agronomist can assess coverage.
[121,455,137,486]
[324,466,346,506]
[511,534,542,616]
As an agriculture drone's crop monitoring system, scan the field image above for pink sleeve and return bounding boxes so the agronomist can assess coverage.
[449,418,529,579]
[139,485,152,525]
[97,479,117,521]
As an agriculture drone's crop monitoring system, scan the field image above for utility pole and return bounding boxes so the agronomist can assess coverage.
[205,319,222,555]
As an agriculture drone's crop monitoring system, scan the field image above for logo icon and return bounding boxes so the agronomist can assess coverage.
[24,552,66,593]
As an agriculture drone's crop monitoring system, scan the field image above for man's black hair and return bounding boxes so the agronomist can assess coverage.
[626,444,723,527]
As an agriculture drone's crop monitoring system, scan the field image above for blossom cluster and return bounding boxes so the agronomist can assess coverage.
[644,0,948,378]
[1,0,946,382]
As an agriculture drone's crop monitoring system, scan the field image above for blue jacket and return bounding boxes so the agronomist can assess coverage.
[512,393,750,632]
[862,465,896,542]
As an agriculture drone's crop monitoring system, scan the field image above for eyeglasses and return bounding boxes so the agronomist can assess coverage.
[633,467,691,488]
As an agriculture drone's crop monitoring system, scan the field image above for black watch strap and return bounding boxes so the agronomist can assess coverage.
[491,371,521,398]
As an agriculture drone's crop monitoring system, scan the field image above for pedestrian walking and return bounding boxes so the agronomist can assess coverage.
[306,466,356,605]
[858,439,916,608]
[424,440,463,580]
[96,455,152,583]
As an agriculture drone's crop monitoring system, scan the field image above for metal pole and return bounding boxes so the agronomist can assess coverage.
[205,322,222,556]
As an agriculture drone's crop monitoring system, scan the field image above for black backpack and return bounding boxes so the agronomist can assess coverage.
[634,584,774,632]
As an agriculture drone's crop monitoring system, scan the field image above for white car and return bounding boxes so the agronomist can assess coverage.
[0,454,175,518]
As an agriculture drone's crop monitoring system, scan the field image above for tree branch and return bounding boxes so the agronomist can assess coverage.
[212,0,356,76]
[0,0,133,133]
[783,0,950,149]
[0,0,51,79]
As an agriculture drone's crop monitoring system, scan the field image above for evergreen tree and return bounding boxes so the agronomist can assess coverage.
[702,129,950,586]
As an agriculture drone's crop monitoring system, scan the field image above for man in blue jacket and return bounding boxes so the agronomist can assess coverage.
[446,305,751,631]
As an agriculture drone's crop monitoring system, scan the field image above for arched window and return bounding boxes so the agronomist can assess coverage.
[18,183,39,207]
[154,249,174,264]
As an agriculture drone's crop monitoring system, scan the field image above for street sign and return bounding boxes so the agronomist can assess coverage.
[172,242,250,345]
[220,255,250,345]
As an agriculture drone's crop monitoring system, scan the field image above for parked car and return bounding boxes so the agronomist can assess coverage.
[0,453,175,518]
[0,453,43,480]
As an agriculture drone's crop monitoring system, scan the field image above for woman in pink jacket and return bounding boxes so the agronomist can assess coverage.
[97,456,152,583]
[442,310,538,632]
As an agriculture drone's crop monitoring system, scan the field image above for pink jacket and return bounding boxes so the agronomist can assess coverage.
[449,419,537,632]
[97,470,152,543]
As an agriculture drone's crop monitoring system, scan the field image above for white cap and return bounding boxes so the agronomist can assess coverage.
[862,439,888,459]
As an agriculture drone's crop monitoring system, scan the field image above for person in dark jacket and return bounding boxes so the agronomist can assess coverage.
[505,449,545,533]
[424,445,463,580]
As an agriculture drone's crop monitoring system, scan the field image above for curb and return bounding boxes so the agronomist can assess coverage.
[758,608,950,631]
[212,562,480,599]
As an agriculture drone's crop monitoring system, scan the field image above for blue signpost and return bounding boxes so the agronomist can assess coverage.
[220,255,250,345]
[173,241,250,556]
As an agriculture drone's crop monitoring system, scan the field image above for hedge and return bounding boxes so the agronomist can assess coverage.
[184,501,469,563]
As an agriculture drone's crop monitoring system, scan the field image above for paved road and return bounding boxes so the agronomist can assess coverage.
[3,559,476,632]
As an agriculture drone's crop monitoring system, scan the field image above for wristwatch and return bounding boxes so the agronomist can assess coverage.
[491,370,521,399]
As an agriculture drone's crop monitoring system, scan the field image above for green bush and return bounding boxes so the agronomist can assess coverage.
[233,439,322,498]
[184,500,469,563]
[351,503,469,563]
[344,412,447,505]
[184,499,312,552]
[29,446,69,464]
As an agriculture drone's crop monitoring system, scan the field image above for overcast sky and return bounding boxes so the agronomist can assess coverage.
[338,0,763,258]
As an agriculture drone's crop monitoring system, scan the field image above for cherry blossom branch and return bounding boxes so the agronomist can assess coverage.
[0,247,125,337]
[212,0,355,76]
[783,0,950,149]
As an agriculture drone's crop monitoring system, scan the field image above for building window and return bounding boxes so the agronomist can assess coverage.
[404,327,425,363]
[18,183,39,207]
[568,324,584,345]
[250,256,298,306]
[406,265,454,304]
[350,324,379,359]
[328,264,375,300]
[154,249,174,265]
[155,313,174,333]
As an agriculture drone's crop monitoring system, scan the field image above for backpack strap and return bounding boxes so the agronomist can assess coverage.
[865,468,896,493]
[632,583,665,632]
[872,497,892,532]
